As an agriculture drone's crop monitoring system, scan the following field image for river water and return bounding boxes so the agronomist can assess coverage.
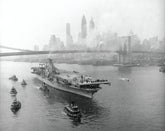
[0,61,165,131]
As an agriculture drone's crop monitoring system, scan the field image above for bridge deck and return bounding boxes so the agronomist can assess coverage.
[0,50,165,57]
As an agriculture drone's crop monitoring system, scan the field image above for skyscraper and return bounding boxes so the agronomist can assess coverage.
[66,23,71,36]
[89,18,95,31]
[81,15,87,39]
[66,23,73,46]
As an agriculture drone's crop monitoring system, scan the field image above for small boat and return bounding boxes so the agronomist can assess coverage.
[64,102,82,121]
[9,75,18,81]
[159,66,165,73]
[40,83,49,92]
[11,99,21,112]
[21,79,27,86]
[119,78,129,82]
[10,87,17,95]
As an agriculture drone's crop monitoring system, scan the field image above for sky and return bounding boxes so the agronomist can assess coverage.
[0,0,164,50]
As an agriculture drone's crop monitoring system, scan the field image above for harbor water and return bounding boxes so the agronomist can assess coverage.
[0,61,165,131]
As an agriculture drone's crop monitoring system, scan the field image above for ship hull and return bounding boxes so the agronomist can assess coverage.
[35,75,94,98]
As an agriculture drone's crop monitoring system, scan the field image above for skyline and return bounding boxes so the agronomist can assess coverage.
[0,0,164,50]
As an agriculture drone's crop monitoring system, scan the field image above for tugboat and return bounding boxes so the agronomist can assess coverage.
[159,66,165,73]
[64,102,82,121]
[11,98,21,113]
[10,87,17,95]
[21,79,27,86]
[9,75,18,81]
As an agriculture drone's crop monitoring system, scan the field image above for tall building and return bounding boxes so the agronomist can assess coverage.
[89,18,95,31]
[34,44,39,51]
[66,23,73,47]
[42,34,64,51]
[81,15,87,39]
[49,35,56,46]
[66,23,71,36]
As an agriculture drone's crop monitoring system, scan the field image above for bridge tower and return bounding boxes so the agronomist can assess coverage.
[128,35,132,64]
[118,35,132,65]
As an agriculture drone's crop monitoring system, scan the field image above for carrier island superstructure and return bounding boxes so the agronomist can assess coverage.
[31,59,111,98]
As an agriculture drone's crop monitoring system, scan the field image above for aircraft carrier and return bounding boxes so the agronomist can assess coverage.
[31,59,111,98]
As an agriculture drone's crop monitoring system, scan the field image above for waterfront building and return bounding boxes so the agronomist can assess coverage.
[43,35,64,51]
[34,45,39,51]
[142,39,151,51]
[158,38,165,52]
[148,36,159,50]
